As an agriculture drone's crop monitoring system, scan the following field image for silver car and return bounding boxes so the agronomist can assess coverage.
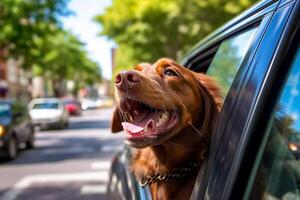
[28,98,69,129]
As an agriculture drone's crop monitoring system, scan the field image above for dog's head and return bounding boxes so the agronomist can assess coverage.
[112,58,222,148]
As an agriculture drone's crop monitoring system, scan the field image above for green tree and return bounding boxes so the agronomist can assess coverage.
[33,30,102,97]
[0,1,102,97]
[95,0,258,75]
[0,0,71,69]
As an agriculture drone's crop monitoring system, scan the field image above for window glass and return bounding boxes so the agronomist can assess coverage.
[247,47,300,200]
[32,103,59,109]
[207,28,257,97]
[0,103,11,117]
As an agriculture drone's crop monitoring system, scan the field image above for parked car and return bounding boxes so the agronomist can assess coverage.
[96,96,114,108]
[81,98,99,110]
[0,100,34,160]
[108,0,300,199]
[62,98,82,115]
[28,98,69,129]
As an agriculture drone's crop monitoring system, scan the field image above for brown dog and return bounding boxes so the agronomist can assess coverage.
[111,58,222,200]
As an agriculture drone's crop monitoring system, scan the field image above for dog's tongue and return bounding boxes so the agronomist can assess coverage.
[122,122,144,133]
[122,111,161,133]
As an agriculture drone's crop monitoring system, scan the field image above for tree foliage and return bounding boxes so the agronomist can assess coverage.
[0,0,70,68]
[31,30,102,96]
[0,0,102,96]
[96,0,258,74]
[32,30,101,81]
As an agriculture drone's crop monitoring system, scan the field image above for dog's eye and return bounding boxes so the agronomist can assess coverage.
[164,69,178,77]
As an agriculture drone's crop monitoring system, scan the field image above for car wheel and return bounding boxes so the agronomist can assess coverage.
[26,132,35,149]
[57,121,65,129]
[6,136,18,160]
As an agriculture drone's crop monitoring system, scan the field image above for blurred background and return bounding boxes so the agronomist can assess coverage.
[0,0,258,199]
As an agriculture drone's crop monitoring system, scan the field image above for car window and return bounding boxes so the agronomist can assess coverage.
[32,102,59,109]
[0,104,11,117]
[207,28,257,97]
[245,46,300,200]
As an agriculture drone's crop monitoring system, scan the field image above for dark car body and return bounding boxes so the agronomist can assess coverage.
[108,0,300,199]
[0,100,34,160]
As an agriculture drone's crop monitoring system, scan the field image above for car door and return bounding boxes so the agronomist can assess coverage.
[12,103,31,143]
[244,35,300,200]
[183,0,300,199]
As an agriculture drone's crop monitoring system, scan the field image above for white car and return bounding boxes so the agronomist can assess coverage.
[28,98,69,129]
[81,98,99,110]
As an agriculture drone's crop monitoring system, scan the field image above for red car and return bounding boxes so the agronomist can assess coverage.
[62,99,82,115]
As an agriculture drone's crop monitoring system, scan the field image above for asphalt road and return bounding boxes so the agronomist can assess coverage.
[0,108,124,200]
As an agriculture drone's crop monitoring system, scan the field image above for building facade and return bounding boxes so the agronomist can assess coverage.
[0,49,32,102]
[6,58,32,102]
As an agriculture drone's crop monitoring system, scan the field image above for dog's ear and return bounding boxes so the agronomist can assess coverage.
[111,108,123,133]
[193,72,222,136]
[194,73,222,111]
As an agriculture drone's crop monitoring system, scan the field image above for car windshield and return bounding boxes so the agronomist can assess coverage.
[0,103,11,117]
[32,102,59,109]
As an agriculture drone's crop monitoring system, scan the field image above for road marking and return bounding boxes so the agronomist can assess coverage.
[0,177,31,200]
[0,172,108,200]
[91,161,111,170]
[80,184,107,194]
[39,147,94,155]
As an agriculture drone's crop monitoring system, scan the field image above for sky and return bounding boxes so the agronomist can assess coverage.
[62,0,113,80]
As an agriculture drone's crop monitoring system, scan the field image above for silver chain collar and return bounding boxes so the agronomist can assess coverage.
[139,162,201,187]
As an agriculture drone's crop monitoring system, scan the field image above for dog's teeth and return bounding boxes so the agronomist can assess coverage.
[157,112,169,127]
[131,131,139,135]
[133,110,139,116]
[156,121,162,127]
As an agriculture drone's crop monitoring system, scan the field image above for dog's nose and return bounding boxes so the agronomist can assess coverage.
[115,70,141,90]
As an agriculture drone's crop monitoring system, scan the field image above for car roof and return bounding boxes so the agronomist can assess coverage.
[29,98,62,104]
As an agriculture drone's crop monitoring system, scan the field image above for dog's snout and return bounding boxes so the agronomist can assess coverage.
[126,71,140,83]
[115,70,141,90]
[115,73,122,84]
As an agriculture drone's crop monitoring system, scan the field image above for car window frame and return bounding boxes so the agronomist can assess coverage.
[243,3,300,200]
[181,0,299,199]
[244,38,300,200]
[191,1,300,199]
[182,2,278,159]
[189,16,273,200]
[186,7,277,200]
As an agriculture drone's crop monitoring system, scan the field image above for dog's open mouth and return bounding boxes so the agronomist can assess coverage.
[120,98,178,140]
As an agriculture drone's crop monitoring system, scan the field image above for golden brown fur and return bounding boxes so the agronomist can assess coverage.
[112,58,222,200]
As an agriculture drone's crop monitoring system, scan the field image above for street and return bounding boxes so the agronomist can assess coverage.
[0,108,124,200]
